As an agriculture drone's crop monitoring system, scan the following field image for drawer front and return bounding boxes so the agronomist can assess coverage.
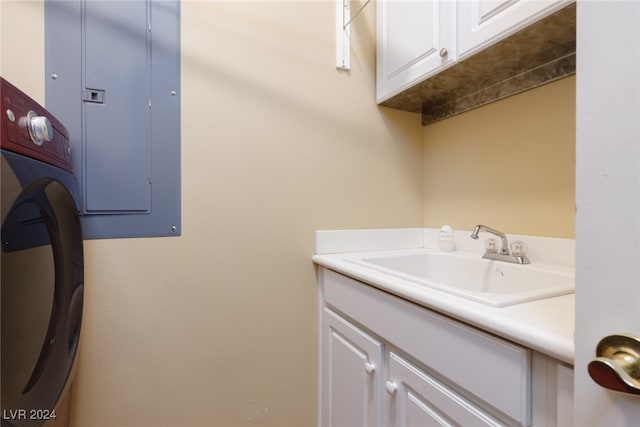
[323,269,531,425]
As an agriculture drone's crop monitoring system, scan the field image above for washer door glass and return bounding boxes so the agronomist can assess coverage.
[1,172,83,423]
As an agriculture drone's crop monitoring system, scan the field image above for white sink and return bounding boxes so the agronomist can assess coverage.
[345,250,574,307]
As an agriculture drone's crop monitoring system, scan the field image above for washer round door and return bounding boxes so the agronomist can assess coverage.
[1,152,84,427]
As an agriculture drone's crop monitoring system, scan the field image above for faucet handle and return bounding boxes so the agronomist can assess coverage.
[510,240,528,257]
[485,238,499,253]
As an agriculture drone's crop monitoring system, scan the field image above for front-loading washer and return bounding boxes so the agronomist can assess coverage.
[1,77,84,427]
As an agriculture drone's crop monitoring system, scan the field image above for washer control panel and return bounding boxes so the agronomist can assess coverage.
[1,77,72,172]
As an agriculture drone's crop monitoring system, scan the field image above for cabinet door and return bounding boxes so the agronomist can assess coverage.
[376,0,456,103]
[457,0,571,59]
[321,308,383,427]
[386,352,503,427]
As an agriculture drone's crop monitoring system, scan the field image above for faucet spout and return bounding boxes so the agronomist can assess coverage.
[470,224,509,255]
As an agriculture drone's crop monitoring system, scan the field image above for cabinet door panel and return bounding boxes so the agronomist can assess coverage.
[387,352,503,427]
[385,1,437,78]
[321,308,383,427]
[377,0,455,103]
[457,0,570,59]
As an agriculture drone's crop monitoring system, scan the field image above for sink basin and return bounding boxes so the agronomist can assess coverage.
[345,250,574,307]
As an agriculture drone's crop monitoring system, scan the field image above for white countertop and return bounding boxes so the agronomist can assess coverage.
[313,228,575,364]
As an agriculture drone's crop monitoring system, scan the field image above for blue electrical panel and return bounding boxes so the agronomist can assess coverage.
[45,0,181,238]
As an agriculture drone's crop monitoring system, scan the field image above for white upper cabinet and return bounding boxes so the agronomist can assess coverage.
[457,0,571,59]
[376,0,456,103]
[376,0,575,109]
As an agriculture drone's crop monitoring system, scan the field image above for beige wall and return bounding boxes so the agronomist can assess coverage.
[2,1,423,426]
[0,1,45,98]
[423,76,576,238]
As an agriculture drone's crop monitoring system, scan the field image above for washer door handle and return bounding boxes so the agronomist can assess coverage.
[588,334,640,395]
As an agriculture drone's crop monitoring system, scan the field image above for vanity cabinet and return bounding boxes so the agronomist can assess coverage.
[318,268,574,427]
[376,0,456,103]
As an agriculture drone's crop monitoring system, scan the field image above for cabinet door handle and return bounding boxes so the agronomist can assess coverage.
[364,362,376,375]
[588,334,640,395]
[385,381,398,395]
[439,48,448,58]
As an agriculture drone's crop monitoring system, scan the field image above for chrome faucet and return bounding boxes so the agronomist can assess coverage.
[470,224,530,264]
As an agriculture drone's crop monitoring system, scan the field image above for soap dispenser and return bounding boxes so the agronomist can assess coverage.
[439,225,456,252]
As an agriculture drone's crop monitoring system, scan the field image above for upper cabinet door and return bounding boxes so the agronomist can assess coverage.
[377,0,456,103]
[457,0,572,59]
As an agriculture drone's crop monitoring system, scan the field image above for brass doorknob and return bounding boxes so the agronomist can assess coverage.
[588,334,640,395]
